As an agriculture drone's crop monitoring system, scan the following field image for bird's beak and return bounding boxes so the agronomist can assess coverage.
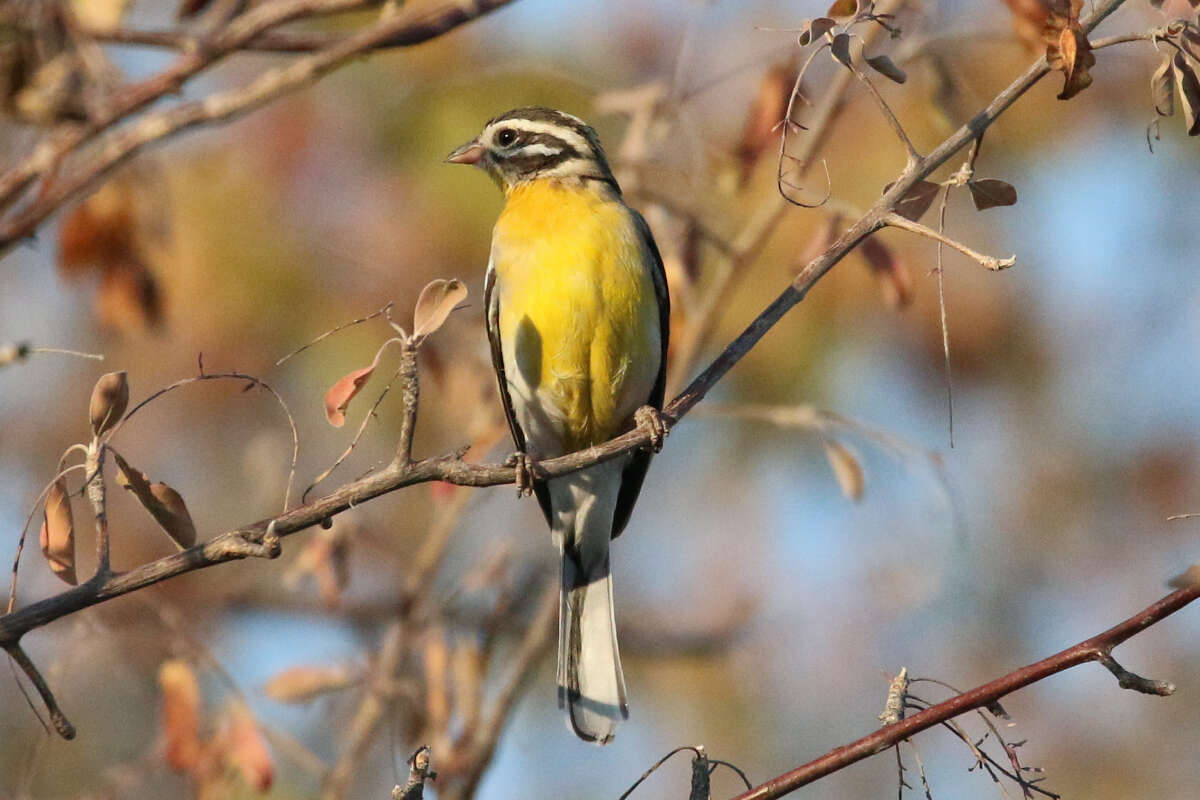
[445,140,486,165]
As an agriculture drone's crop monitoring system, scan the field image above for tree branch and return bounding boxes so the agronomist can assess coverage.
[728,582,1200,800]
[0,0,517,251]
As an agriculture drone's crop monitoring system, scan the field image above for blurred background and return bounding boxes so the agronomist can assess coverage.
[2,0,1200,797]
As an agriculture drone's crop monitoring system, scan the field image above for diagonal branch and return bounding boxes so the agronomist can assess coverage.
[727,581,1200,800]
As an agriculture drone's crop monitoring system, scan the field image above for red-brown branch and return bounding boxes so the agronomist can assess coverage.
[729,583,1200,800]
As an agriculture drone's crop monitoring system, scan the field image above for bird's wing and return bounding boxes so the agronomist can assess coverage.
[485,256,553,525]
[610,208,670,539]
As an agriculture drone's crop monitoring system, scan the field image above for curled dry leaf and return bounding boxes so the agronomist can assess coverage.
[824,439,864,501]
[860,235,913,309]
[324,363,378,428]
[159,659,203,773]
[798,17,836,46]
[830,33,853,68]
[1173,51,1200,135]
[1152,54,1175,118]
[113,451,198,548]
[967,179,1018,211]
[884,180,941,222]
[866,55,907,84]
[89,370,129,437]
[412,278,468,343]
[218,702,274,792]
[264,665,356,704]
[1042,0,1094,101]
[40,478,76,585]
[736,58,798,185]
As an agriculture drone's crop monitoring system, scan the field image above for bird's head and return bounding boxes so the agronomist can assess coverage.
[445,107,617,192]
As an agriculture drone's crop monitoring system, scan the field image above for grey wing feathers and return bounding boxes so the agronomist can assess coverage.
[610,208,670,539]
[484,261,553,525]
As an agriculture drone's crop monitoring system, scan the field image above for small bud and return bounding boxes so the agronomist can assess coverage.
[89,371,129,437]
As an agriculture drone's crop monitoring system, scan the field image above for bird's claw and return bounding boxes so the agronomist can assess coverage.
[505,451,536,498]
[634,406,668,453]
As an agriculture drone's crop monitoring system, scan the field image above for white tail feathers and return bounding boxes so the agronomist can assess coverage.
[558,555,628,744]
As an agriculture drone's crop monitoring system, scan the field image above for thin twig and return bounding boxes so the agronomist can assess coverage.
[4,643,75,739]
[884,213,1015,271]
[275,302,394,366]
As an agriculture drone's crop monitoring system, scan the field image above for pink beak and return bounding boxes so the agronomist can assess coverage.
[445,140,486,165]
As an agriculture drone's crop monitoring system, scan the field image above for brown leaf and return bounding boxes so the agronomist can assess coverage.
[40,478,76,585]
[95,258,163,333]
[113,451,198,548]
[884,180,941,222]
[88,370,129,437]
[1173,51,1200,135]
[324,363,376,428]
[826,0,858,17]
[264,665,355,704]
[412,278,468,343]
[159,659,203,773]
[1000,0,1053,50]
[58,180,136,276]
[860,235,913,309]
[736,58,798,185]
[798,17,836,46]
[1055,26,1095,100]
[866,55,907,84]
[830,33,853,68]
[217,702,273,792]
[824,440,864,501]
[967,179,1018,210]
[1152,54,1175,117]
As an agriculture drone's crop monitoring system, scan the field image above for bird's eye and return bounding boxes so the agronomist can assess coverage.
[495,128,517,147]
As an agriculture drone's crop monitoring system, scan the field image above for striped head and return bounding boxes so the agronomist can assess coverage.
[445,107,617,191]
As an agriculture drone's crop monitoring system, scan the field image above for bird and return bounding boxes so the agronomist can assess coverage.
[446,107,670,744]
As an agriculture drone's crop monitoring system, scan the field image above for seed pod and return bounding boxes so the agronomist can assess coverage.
[89,370,129,437]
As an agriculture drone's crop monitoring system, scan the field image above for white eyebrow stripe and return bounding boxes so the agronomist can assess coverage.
[520,143,565,156]
[487,119,591,153]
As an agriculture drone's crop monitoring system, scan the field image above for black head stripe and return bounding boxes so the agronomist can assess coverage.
[483,106,617,186]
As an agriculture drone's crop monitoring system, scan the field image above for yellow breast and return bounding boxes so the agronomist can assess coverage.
[492,180,661,453]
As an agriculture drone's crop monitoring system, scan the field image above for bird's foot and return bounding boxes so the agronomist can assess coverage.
[634,406,669,453]
[504,450,537,498]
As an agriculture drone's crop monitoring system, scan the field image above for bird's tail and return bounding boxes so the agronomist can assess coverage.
[558,544,628,744]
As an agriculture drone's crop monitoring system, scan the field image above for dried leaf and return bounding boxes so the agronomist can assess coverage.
[967,179,1018,210]
[826,0,858,17]
[1168,563,1200,588]
[159,659,202,773]
[736,58,798,185]
[95,258,163,333]
[113,451,198,548]
[324,364,376,428]
[88,370,129,437]
[412,278,468,342]
[824,440,864,501]
[884,180,941,222]
[830,33,852,68]
[1173,51,1200,135]
[40,478,76,585]
[1055,26,1095,100]
[799,17,836,46]
[58,180,136,276]
[1152,54,1175,117]
[264,665,355,704]
[218,702,274,792]
[860,235,913,309]
[866,55,907,84]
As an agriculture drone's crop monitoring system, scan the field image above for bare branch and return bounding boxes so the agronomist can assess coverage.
[883,213,1016,270]
[4,643,75,739]
[728,581,1200,800]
